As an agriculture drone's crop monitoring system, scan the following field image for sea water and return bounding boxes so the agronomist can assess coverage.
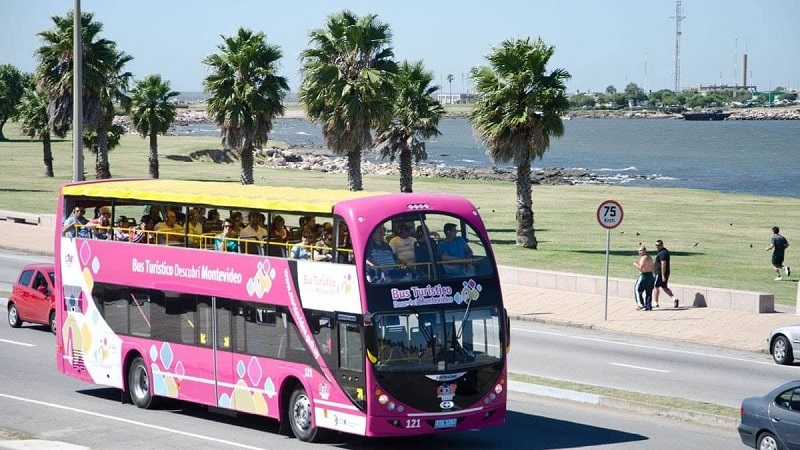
[171,117,799,198]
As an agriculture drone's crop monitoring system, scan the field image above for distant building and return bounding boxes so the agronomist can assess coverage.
[696,84,757,94]
[437,93,477,105]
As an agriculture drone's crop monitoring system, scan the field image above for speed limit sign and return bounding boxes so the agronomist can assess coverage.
[597,200,623,230]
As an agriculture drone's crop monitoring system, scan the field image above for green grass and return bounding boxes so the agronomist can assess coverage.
[1,120,798,305]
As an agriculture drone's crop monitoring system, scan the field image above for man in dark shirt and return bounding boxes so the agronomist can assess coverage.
[766,226,790,281]
[653,239,679,308]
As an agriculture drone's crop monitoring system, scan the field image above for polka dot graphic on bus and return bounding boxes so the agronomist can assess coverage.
[454,279,482,305]
[247,259,277,298]
[148,343,181,398]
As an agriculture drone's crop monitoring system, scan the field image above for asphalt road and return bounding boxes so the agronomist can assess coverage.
[0,323,741,449]
[0,251,51,292]
[508,320,795,408]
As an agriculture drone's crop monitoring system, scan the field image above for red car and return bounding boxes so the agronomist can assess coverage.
[7,263,56,334]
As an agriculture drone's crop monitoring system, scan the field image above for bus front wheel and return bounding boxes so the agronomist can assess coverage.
[128,356,159,409]
[288,386,322,442]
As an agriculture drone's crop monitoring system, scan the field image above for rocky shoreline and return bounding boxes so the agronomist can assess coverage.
[183,146,651,186]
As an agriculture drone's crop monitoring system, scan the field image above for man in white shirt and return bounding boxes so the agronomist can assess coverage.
[239,212,267,240]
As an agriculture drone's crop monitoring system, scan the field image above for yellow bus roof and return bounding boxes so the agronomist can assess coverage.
[61,179,384,214]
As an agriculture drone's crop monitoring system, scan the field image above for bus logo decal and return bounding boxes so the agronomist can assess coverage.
[454,279,482,305]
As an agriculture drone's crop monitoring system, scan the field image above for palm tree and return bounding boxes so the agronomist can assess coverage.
[17,88,55,176]
[470,37,571,249]
[91,50,133,179]
[299,10,397,191]
[35,11,122,138]
[203,28,288,185]
[130,74,179,178]
[373,60,445,192]
[446,73,454,104]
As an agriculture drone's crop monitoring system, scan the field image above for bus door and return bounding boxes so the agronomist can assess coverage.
[332,313,366,410]
[211,297,236,407]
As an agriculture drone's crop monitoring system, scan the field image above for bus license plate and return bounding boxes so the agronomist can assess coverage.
[434,418,457,429]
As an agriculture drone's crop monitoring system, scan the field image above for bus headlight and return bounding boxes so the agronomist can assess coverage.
[388,402,396,411]
[378,394,389,405]
[494,383,503,394]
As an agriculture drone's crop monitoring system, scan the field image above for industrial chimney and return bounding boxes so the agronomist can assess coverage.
[743,54,748,88]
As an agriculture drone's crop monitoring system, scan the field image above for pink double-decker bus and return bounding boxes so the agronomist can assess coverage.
[55,179,508,442]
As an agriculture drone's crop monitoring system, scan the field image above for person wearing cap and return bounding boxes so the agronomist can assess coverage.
[86,207,112,239]
[633,246,655,311]
[653,239,679,308]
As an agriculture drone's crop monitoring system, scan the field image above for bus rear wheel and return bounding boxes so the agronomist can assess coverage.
[288,386,324,442]
[128,356,159,409]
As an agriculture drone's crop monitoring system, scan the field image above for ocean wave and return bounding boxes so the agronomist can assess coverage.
[594,166,637,172]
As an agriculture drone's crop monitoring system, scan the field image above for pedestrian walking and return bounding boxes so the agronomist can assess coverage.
[633,246,655,310]
[653,239,679,308]
[766,226,790,281]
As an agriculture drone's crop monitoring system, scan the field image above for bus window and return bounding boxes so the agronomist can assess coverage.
[339,322,363,372]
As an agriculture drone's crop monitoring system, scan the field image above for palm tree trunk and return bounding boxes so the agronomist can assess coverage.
[42,132,54,177]
[347,149,363,191]
[240,147,254,185]
[148,132,159,179]
[515,149,537,248]
[96,126,112,179]
[399,148,413,192]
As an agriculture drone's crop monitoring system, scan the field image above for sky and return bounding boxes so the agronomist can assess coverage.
[2,0,799,94]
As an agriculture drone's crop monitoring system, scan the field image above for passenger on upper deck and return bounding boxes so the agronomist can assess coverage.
[414,225,439,279]
[155,211,184,245]
[215,220,239,252]
[267,215,289,257]
[312,232,335,262]
[86,207,112,239]
[389,223,417,265]
[62,206,89,238]
[366,225,405,282]
[204,209,223,232]
[239,212,267,240]
[186,209,204,247]
[291,231,314,260]
[113,216,131,241]
[438,223,474,277]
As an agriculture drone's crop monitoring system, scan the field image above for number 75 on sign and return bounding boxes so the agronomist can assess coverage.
[596,200,623,230]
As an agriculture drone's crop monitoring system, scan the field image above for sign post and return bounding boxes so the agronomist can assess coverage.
[596,200,624,321]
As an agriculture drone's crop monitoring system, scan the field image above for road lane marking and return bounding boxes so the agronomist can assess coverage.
[512,326,774,366]
[0,338,35,347]
[0,393,262,449]
[609,362,670,373]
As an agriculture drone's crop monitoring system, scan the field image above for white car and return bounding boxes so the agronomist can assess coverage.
[768,325,800,365]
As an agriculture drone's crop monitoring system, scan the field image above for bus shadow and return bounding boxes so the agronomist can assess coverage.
[77,390,647,448]
[337,410,646,449]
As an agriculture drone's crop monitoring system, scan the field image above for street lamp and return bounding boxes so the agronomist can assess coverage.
[73,0,83,181]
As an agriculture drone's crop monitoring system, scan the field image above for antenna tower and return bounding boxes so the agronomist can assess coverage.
[671,0,685,92]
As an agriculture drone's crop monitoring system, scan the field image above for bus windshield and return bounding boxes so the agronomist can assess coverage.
[370,306,503,373]
[364,213,494,284]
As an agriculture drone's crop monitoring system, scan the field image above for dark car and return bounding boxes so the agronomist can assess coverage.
[739,380,800,449]
[7,263,56,334]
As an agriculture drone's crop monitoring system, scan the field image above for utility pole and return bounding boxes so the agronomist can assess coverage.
[73,0,84,181]
[671,0,685,93]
